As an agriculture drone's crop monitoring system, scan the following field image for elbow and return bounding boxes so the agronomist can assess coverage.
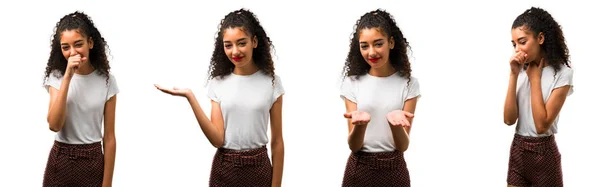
[504,120,516,126]
[47,116,63,132]
[211,139,224,148]
[348,143,362,153]
[48,122,61,132]
[535,123,551,134]
[503,116,517,126]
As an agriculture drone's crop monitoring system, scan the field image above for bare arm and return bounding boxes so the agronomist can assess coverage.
[269,96,284,187]
[154,85,225,148]
[529,81,570,134]
[102,95,117,187]
[503,73,519,125]
[390,97,417,152]
[186,93,225,148]
[47,78,73,132]
[345,99,367,153]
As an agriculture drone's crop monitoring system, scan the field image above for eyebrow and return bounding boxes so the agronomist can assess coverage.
[359,38,385,44]
[60,39,84,46]
[224,38,248,43]
[511,37,526,43]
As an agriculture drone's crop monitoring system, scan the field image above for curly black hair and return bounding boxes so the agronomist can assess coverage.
[43,11,111,84]
[207,8,276,85]
[342,9,412,84]
[512,7,570,73]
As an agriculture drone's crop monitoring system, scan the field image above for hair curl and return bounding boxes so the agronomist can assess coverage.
[208,8,276,85]
[43,11,111,84]
[342,9,412,84]
[512,7,570,73]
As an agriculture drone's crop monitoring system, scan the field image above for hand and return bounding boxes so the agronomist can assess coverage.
[386,110,414,127]
[526,57,545,81]
[154,84,192,98]
[510,51,528,75]
[65,54,86,79]
[343,111,371,126]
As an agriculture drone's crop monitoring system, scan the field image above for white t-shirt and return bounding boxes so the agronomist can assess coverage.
[516,63,574,137]
[340,72,421,152]
[207,70,284,150]
[44,70,120,144]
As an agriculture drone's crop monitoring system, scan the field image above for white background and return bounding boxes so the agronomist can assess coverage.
[1,0,598,186]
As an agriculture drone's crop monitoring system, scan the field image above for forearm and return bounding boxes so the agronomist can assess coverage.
[391,126,410,152]
[185,93,224,147]
[529,79,550,134]
[348,125,367,152]
[270,139,284,187]
[102,136,116,187]
[503,73,519,125]
[47,78,72,132]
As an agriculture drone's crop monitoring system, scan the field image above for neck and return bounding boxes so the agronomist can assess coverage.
[233,60,259,75]
[75,62,95,75]
[368,63,396,77]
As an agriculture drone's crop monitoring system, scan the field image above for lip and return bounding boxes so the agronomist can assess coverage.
[368,57,380,63]
[232,57,243,62]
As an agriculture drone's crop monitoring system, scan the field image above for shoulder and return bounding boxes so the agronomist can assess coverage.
[49,69,64,79]
[557,64,573,77]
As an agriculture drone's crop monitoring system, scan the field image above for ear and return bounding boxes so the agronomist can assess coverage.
[389,36,395,49]
[537,32,545,45]
[88,37,94,49]
[253,35,258,48]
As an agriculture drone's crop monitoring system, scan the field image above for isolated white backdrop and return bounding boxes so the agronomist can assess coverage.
[0,0,598,186]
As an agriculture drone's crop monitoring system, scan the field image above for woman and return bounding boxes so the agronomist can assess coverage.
[155,8,284,187]
[504,7,573,187]
[42,11,119,187]
[340,9,420,187]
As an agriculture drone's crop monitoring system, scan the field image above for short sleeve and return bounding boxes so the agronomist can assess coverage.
[206,79,220,103]
[340,76,357,103]
[106,74,120,101]
[554,67,574,96]
[406,77,421,101]
[43,70,63,93]
[272,75,285,104]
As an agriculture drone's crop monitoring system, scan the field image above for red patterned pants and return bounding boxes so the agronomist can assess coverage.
[43,141,104,187]
[209,146,273,187]
[507,134,563,187]
[342,150,411,187]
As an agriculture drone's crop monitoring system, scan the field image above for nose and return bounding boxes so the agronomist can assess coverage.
[69,48,79,57]
[368,46,376,57]
[232,45,240,56]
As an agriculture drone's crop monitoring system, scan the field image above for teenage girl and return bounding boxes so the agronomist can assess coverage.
[42,11,119,187]
[340,9,420,187]
[504,7,573,187]
[155,8,285,187]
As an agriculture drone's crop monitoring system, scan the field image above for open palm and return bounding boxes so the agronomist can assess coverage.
[154,84,191,97]
[386,110,414,127]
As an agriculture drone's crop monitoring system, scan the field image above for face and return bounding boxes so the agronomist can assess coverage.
[511,26,544,63]
[359,28,394,69]
[223,27,258,67]
[60,29,93,63]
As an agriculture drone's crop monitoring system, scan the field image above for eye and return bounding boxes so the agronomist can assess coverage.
[224,44,232,49]
[239,42,247,47]
[519,41,526,45]
[62,46,70,50]
[360,45,368,50]
[75,43,83,48]
[375,43,383,47]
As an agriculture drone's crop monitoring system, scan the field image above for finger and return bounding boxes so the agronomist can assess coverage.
[81,57,87,62]
[343,112,352,119]
[402,119,411,127]
[404,111,414,118]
